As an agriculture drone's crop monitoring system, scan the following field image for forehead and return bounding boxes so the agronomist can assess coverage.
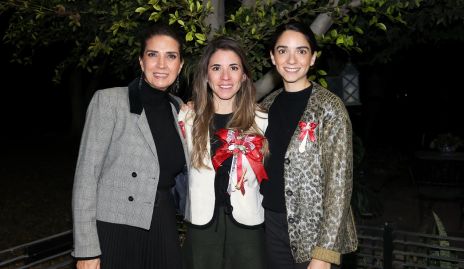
[208,49,242,65]
[275,30,311,48]
[144,34,180,52]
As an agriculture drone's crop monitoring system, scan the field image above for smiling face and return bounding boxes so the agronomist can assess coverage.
[270,30,317,92]
[139,34,183,91]
[207,49,246,113]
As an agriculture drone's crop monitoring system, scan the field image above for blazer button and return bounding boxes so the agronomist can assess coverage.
[131,172,137,178]
[128,196,134,201]
[286,190,293,196]
[288,217,295,224]
[284,158,290,165]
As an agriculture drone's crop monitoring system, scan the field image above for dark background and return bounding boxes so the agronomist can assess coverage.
[0,25,463,249]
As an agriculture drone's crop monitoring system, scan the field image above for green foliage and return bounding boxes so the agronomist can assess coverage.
[0,0,211,83]
[0,0,431,84]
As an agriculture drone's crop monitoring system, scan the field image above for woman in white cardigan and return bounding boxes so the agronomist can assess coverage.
[179,37,268,269]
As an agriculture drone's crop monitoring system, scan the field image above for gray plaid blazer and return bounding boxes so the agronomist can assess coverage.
[71,79,189,258]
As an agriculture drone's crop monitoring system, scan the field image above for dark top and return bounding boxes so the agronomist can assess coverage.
[140,79,186,189]
[261,85,313,212]
[210,113,233,213]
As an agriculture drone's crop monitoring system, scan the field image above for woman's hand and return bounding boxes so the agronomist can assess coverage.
[307,258,331,269]
[180,101,194,111]
[76,258,100,269]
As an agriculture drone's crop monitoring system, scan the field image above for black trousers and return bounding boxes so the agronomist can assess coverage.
[264,209,340,269]
[182,208,266,269]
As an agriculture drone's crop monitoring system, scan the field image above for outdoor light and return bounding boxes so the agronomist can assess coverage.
[340,62,361,106]
[326,62,362,106]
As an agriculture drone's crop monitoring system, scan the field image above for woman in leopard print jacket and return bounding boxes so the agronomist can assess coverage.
[259,22,358,269]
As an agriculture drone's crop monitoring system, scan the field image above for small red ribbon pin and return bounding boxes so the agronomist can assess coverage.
[298,121,318,142]
[212,129,268,195]
[178,121,186,138]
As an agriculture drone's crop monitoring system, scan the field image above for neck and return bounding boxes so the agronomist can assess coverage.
[214,98,234,114]
[283,80,311,93]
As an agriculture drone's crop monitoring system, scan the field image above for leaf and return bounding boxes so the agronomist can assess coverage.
[195,33,206,41]
[317,70,327,76]
[336,36,344,45]
[135,7,147,14]
[318,78,328,88]
[177,20,185,26]
[354,27,364,34]
[376,23,387,31]
[186,31,193,41]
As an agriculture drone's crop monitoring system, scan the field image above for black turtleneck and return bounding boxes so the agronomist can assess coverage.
[261,85,313,212]
[210,113,233,212]
[140,79,185,189]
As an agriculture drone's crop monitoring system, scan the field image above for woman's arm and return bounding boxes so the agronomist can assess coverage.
[72,90,116,258]
[311,98,353,265]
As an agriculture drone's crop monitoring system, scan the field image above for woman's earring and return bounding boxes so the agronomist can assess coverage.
[138,71,144,90]
[173,76,180,94]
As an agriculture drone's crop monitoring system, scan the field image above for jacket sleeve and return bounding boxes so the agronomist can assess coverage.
[311,98,353,265]
[72,90,116,258]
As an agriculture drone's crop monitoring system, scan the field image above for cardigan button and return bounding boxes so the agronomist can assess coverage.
[131,172,137,178]
[288,217,295,224]
[286,190,293,196]
[291,245,297,252]
[284,158,290,165]
[128,196,134,202]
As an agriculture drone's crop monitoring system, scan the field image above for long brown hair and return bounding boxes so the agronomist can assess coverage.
[191,37,265,169]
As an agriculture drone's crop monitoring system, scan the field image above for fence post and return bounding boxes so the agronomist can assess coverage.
[383,222,393,269]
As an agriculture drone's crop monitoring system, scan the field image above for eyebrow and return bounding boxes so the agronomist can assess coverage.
[275,45,310,50]
[209,63,240,67]
[145,50,179,55]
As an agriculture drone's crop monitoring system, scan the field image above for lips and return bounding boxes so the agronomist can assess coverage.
[284,67,300,72]
[153,72,169,78]
[218,84,233,89]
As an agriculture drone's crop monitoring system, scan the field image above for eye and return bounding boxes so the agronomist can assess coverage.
[167,53,178,60]
[147,51,157,57]
[297,49,308,55]
[211,66,220,71]
[230,65,240,71]
[277,48,287,54]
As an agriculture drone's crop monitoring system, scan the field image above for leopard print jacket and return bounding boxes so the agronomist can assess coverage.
[260,82,358,264]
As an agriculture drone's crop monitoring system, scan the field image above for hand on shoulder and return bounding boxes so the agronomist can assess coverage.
[180,101,194,112]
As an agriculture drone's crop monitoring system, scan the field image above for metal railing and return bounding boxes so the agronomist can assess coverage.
[1,222,464,269]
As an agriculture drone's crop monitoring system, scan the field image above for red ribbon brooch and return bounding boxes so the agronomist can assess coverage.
[298,121,318,153]
[212,129,268,195]
[178,121,186,138]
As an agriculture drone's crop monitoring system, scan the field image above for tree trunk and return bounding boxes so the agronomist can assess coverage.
[255,0,362,99]
[204,0,225,37]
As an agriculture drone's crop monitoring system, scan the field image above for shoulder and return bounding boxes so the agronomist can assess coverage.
[168,94,184,111]
[260,88,283,110]
[178,107,195,124]
[311,82,348,119]
[254,109,268,121]
[90,86,128,107]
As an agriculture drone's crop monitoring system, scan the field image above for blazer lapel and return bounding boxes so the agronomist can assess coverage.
[137,110,160,163]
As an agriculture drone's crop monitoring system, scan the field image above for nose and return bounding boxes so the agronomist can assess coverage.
[221,69,230,80]
[288,52,296,64]
[158,55,166,68]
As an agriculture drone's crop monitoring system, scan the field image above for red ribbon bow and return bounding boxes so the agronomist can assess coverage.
[212,129,268,195]
[178,121,186,138]
[298,121,318,142]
